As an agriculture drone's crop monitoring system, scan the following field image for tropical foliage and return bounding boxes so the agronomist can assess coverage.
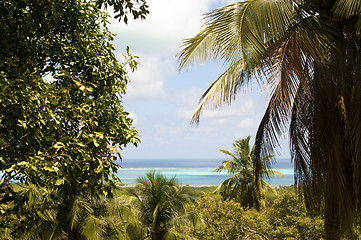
[126,172,193,240]
[183,191,325,240]
[267,192,324,239]
[5,184,118,240]
[0,0,148,238]
[178,0,361,238]
[184,193,270,240]
[0,179,355,240]
[213,136,283,211]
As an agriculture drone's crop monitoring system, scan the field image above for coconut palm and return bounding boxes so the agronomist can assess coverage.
[213,136,283,211]
[8,184,114,240]
[127,171,192,240]
[178,0,361,238]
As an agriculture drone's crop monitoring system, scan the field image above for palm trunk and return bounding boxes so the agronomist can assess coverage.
[324,195,342,240]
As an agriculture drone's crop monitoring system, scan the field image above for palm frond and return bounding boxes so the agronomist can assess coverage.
[253,16,331,184]
[82,214,105,240]
[190,59,248,124]
[68,197,93,231]
[260,179,278,195]
[179,0,295,124]
[267,170,285,178]
[333,0,361,18]
[178,2,247,69]
[179,0,361,237]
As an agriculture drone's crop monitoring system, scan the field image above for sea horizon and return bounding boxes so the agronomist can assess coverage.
[118,158,294,168]
[116,158,295,187]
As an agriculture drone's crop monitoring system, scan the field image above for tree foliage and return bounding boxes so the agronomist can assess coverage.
[183,192,325,240]
[127,172,192,240]
[213,136,283,211]
[185,194,270,240]
[0,0,146,236]
[178,0,361,238]
[267,192,324,239]
[97,0,149,23]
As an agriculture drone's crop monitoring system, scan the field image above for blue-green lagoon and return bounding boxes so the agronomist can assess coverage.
[116,159,294,187]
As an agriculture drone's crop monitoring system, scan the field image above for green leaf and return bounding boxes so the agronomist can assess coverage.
[55,178,64,186]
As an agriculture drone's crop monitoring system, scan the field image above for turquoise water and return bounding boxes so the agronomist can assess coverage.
[117,167,294,187]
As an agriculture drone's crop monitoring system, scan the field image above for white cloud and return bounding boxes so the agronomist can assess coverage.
[125,55,172,100]
[110,0,222,100]
[110,0,220,56]
[113,0,293,159]
[111,0,241,101]
[177,94,256,120]
[203,99,254,118]
[238,118,257,130]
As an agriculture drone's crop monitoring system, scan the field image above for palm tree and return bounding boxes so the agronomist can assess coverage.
[178,1,361,238]
[127,171,192,240]
[213,136,283,211]
[9,184,112,240]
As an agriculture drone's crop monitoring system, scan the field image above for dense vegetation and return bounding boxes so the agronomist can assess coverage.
[0,176,331,240]
[0,0,148,239]
[2,0,361,239]
[178,0,361,238]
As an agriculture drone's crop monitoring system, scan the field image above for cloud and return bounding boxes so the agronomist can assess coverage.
[176,89,256,120]
[112,0,292,160]
[124,55,172,100]
[174,87,267,140]
[111,0,239,101]
[110,0,220,56]
[110,0,220,100]
[238,118,258,131]
[203,99,254,118]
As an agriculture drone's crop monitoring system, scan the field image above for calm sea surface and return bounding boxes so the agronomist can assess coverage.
[116,159,295,187]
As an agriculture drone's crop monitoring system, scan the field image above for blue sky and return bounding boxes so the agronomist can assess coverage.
[109,0,291,161]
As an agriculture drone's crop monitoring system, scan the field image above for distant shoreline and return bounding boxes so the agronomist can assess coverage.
[117,165,294,187]
[118,158,294,169]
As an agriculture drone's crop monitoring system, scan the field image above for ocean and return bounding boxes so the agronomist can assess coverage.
[116,159,295,187]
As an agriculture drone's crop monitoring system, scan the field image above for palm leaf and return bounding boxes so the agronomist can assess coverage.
[190,59,249,124]
[179,0,295,124]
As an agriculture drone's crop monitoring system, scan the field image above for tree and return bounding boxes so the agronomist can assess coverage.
[178,1,361,238]
[213,136,283,211]
[267,192,324,240]
[0,0,148,236]
[184,193,270,240]
[6,184,110,240]
[127,172,192,240]
[3,184,142,239]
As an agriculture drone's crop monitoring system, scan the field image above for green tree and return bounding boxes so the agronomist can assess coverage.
[178,1,361,238]
[267,192,324,240]
[7,185,109,240]
[184,193,270,240]
[0,0,144,197]
[3,184,139,240]
[127,172,192,240]
[0,0,148,237]
[213,136,283,211]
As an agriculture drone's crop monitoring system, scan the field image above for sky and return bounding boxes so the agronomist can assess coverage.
[108,0,291,162]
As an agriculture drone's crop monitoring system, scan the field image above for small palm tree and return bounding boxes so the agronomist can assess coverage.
[213,136,283,211]
[127,171,192,240]
[9,184,111,240]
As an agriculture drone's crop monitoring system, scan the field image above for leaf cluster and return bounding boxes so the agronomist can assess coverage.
[97,0,149,24]
[126,172,193,240]
[182,192,325,240]
[0,0,142,235]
